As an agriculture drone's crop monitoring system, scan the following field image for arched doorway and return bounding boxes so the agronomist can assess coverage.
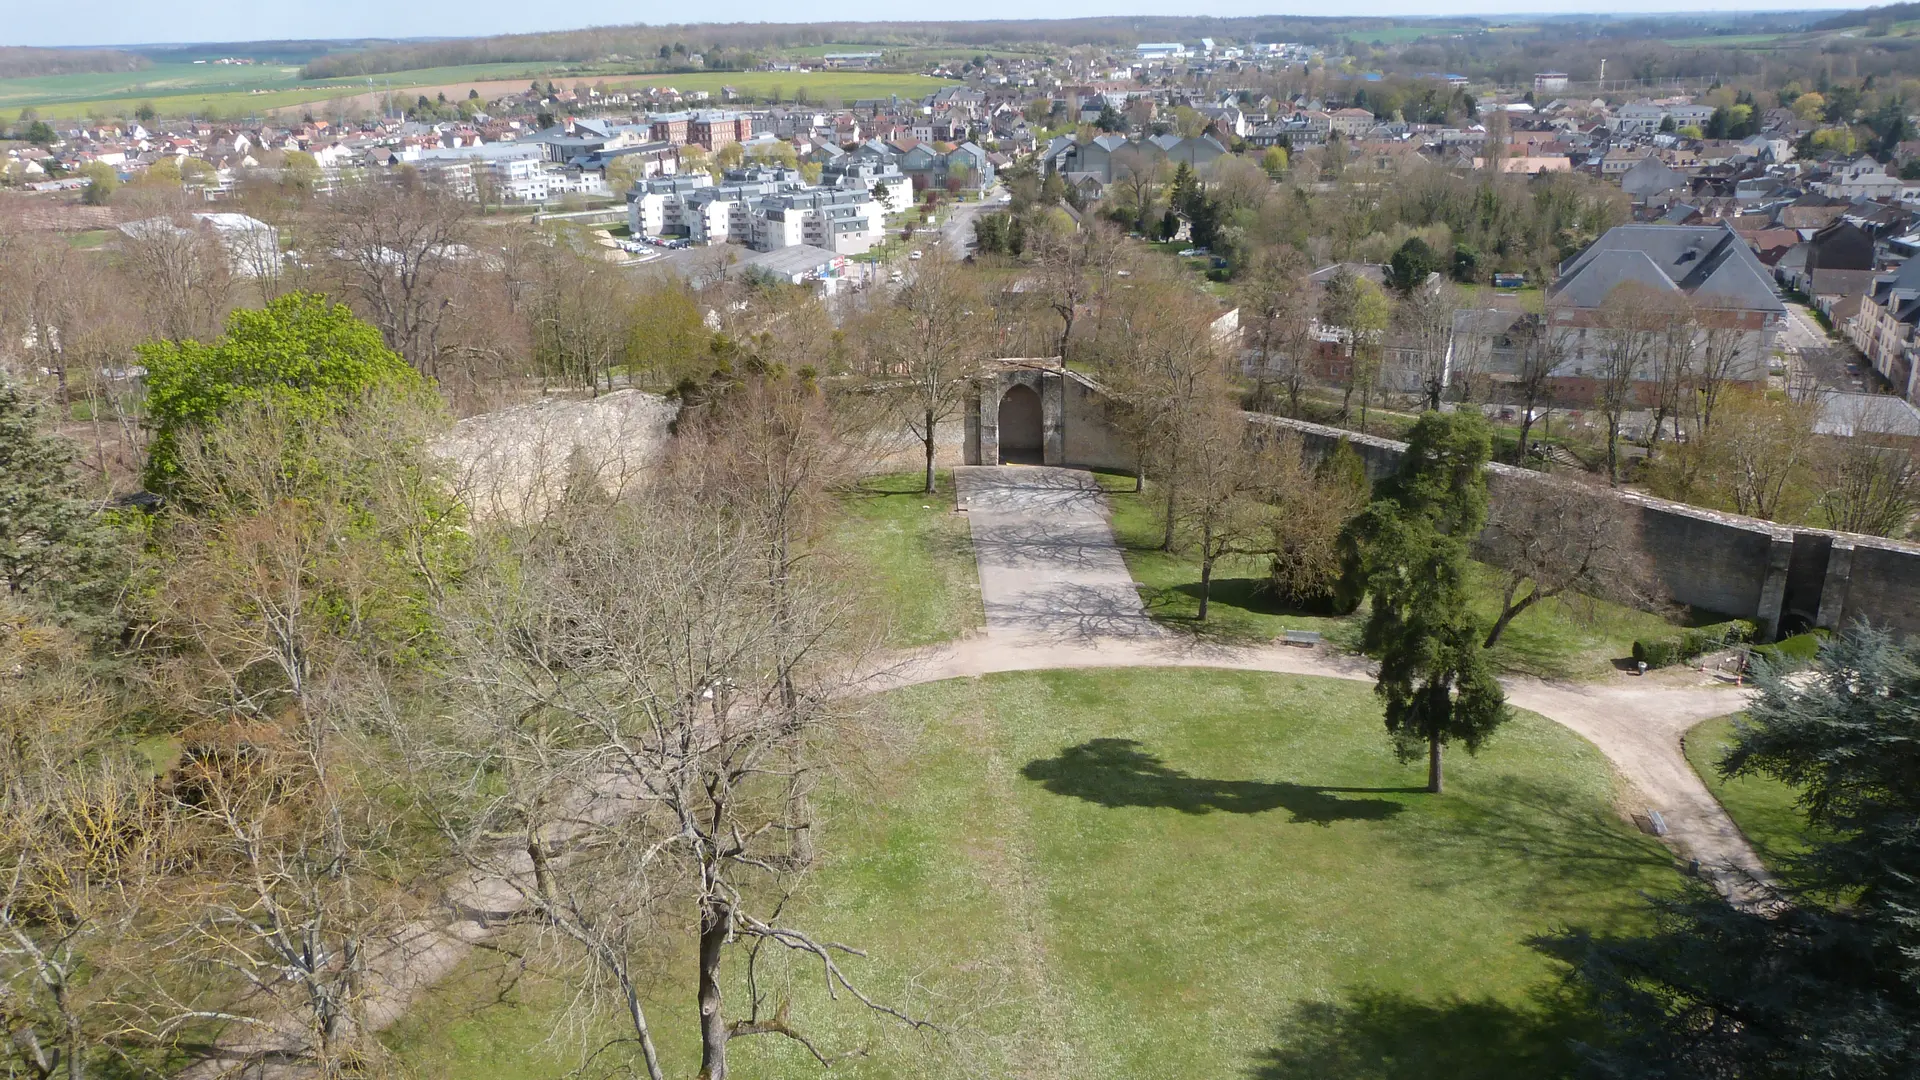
[997,384,1044,464]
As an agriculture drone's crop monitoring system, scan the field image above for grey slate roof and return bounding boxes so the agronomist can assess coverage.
[1550,224,1785,313]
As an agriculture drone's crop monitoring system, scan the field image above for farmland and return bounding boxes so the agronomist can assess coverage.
[0,61,949,120]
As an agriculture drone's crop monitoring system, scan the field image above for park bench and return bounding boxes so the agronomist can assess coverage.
[1282,630,1322,647]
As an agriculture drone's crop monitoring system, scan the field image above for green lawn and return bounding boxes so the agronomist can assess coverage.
[1683,714,1818,868]
[1102,478,1678,679]
[834,471,982,647]
[386,668,1675,1079]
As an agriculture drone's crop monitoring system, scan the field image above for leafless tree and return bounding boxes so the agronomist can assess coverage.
[0,604,169,1080]
[319,174,470,377]
[1644,294,1697,453]
[1477,477,1661,648]
[1813,429,1920,538]
[1170,404,1278,619]
[1692,319,1749,437]
[111,190,234,344]
[886,258,980,493]
[421,472,929,1080]
[1595,286,1662,485]
[1393,278,1458,411]
[1104,283,1228,544]
[1505,315,1569,465]
[1235,247,1315,415]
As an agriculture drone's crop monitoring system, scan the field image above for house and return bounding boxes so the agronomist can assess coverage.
[1846,258,1920,401]
[1821,157,1904,200]
[1618,155,1689,204]
[1545,224,1786,398]
[1328,108,1376,138]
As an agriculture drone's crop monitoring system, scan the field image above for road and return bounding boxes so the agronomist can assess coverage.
[937,184,1011,259]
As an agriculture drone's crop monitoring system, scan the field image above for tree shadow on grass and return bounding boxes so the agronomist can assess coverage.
[1250,984,1595,1080]
[1021,738,1413,824]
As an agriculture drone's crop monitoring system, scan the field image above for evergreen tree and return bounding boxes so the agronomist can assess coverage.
[1386,237,1442,295]
[1574,628,1920,1079]
[0,384,119,625]
[1345,412,1506,792]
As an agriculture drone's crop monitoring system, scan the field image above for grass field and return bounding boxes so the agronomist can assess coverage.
[835,471,983,647]
[1683,714,1819,868]
[2,61,946,120]
[385,667,1677,1080]
[601,70,946,104]
[1102,477,1679,679]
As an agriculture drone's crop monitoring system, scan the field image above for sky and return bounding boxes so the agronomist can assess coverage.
[7,0,1874,49]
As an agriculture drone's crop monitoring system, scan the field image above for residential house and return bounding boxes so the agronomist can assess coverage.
[1545,224,1785,400]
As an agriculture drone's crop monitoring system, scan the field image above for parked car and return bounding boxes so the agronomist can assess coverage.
[909,249,923,260]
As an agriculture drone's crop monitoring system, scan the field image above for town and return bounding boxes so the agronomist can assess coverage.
[4,10,1920,1080]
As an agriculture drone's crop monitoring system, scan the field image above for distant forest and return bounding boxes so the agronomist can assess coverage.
[0,46,148,79]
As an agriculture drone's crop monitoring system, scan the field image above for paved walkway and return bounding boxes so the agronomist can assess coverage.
[954,466,1160,640]
[927,466,1770,900]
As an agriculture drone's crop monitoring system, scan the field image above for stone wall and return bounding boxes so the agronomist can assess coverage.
[1251,413,1920,639]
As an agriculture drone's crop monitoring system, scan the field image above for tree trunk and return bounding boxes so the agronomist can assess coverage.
[1483,588,1541,648]
[697,897,731,1080]
[923,408,936,494]
[1198,546,1213,620]
[1161,478,1177,552]
[1515,412,1535,465]
[1428,735,1444,794]
[1605,416,1621,486]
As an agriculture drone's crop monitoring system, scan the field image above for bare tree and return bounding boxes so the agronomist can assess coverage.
[112,190,235,344]
[319,174,470,377]
[1644,293,1697,453]
[423,472,929,1080]
[1104,284,1228,547]
[1171,403,1276,619]
[1394,278,1458,411]
[1813,427,1920,538]
[1477,478,1661,648]
[887,258,979,493]
[1692,318,1749,437]
[0,605,169,1080]
[1594,285,1662,485]
[1506,315,1569,465]
[1235,247,1315,415]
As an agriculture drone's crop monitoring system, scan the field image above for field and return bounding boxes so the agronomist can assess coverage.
[385,667,1677,1080]
[1102,476,1682,680]
[1683,715,1819,868]
[601,70,947,104]
[1,61,947,120]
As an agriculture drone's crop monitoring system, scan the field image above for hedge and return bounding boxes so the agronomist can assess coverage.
[1632,620,1759,669]
[1750,631,1825,670]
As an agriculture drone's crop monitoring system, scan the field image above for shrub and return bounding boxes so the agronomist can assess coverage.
[1750,631,1826,670]
[1633,619,1759,668]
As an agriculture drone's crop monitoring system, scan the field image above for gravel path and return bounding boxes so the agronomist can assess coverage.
[954,466,1161,640]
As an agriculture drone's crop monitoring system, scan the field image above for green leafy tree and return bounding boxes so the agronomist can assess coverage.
[1260,145,1289,178]
[78,161,117,205]
[1346,412,1507,792]
[138,292,423,492]
[1574,628,1920,1078]
[22,119,56,146]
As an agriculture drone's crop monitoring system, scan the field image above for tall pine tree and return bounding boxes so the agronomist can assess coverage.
[1346,411,1507,792]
